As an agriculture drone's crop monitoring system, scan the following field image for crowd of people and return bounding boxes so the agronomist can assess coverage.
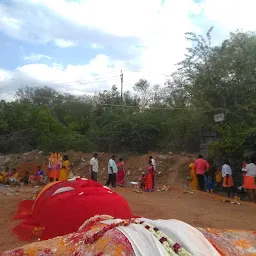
[90,153,157,192]
[0,152,158,193]
[0,152,70,186]
[1,151,255,202]
[188,155,256,202]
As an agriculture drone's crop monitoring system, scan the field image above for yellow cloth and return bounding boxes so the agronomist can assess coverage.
[13,172,20,182]
[59,160,70,181]
[215,171,222,183]
[0,172,8,183]
[189,163,198,190]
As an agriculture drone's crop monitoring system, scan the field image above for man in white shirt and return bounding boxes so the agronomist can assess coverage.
[150,156,156,171]
[90,153,99,182]
[106,155,118,188]
[149,156,156,189]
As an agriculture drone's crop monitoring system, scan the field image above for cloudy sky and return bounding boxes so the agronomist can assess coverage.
[0,0,255,101]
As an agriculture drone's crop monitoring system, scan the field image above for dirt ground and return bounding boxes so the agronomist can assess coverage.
[0,151,193,186]
[1,151,256,252]
[1,188,256,252]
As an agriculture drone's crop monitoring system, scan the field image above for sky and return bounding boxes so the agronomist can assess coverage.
[0,0,255,101]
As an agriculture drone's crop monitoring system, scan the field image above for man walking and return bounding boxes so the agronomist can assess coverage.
[106,155,118,188]
[194,154,209,191]
[90,153,99,182]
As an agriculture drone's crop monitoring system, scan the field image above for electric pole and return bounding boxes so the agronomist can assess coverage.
[120,70,123,101]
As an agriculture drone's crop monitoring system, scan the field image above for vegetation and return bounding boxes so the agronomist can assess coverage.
[1,29,256,161]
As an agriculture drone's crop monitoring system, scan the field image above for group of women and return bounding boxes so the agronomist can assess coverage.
[108,156,156,191]
[48,152,70,182]
[189,157,256,202]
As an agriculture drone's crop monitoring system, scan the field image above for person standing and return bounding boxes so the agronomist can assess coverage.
[106,155,117,188]
[194,155,209,191]
[188,158,198,190]
[149,156,156,189]
[59,155,70,181]
[116,158,125,186]
[242,157,256,202]
[144,160,154,192]
[90,153,99,182]
[205,160,215,194]
[222,160,234,198]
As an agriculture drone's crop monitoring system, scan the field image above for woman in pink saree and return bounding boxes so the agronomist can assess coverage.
[116,158,125,186]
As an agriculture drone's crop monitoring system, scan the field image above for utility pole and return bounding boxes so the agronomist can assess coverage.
[120,70,123,101]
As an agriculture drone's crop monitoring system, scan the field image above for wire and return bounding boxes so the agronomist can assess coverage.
[1,70,171,92]
[0,94,207,110]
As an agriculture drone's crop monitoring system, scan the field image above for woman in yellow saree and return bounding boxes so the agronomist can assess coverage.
[188,159,198,190]
[59,155,70,181]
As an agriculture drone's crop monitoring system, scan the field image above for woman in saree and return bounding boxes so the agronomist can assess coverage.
[49,157,61,182]
[188,159,198,190]
[116,158,125,186]
[144,160,154,192]
[59,155,70,181]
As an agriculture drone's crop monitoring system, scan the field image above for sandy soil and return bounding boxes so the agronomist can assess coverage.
[1,188,256,252]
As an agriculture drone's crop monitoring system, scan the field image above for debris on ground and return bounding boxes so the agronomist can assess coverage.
[0,150,193,187]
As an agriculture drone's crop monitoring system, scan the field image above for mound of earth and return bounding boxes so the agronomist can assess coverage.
[0,151,193,187]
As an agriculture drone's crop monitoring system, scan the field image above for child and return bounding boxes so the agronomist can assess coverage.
[21,171,29,185]
[139,172,146,190]
[215,168,222,188]
[205,160,215,193]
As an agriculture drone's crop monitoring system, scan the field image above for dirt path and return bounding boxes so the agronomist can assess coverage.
[1,189,256,252]
[118,189,256,230]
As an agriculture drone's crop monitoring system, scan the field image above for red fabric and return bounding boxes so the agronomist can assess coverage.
[194,158,210,175]
[14,200,34,220]
[222,176,234,188]
[13,178,133,241]
[243,176,256,189]
[116,161,125,186]
[144,165,154,191]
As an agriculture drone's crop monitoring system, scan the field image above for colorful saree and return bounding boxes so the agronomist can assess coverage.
[189,163,198,190]
[116,161,125,186]
[145,165,154,192]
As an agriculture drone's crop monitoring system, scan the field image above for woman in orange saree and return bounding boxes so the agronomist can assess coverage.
[144,161,154,192]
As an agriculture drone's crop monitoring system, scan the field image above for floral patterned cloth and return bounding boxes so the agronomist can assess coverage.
[3,215,135,256]
[198,228,256,256]
[2,216,256,256]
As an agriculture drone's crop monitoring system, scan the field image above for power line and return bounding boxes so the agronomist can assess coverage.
[0,94,207,111]
[1,70,172,94]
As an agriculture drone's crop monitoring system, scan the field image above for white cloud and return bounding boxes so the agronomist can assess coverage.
[0,0,199,100]
[54,39,76,48]
[200,0,256,32]
[1,0,256,101]
[91,43,103,49]
[0,54,168,100]
[24,54,52,62]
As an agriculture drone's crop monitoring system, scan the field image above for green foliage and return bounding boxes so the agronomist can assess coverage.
[209,124,248,158]
[2,29,256,158]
